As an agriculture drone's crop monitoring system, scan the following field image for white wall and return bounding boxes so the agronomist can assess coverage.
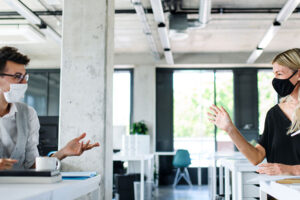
[133,65,156,153]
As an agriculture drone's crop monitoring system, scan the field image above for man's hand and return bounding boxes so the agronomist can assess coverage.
[53,133,100,160]
[0,159,17,170]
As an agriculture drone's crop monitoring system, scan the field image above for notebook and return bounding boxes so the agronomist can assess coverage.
[0,174,62,184]
[0,169,60,177]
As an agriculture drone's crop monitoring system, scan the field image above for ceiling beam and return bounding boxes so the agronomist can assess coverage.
[0,11,62,17]
[1,7,300,17]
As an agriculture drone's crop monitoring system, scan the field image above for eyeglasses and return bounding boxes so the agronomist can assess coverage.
[0,72,29,83]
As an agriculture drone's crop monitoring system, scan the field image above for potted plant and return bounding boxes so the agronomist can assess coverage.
[130,121,148,135]
[122,121,150,155]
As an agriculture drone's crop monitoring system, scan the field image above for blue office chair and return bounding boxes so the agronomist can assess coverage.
[172,149,192,187]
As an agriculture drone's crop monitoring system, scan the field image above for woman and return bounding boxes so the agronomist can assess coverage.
[208,48,300,175]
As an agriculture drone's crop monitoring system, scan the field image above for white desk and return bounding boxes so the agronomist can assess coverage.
[0,175,101,200]
[260,179,300,200]
[207,152,244,199]
[113,153,154,200]
[219,158,259,200]
[189,155,211,186]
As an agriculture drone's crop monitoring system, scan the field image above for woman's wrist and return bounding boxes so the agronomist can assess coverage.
[225,123,235,134]
[290,165,300,175]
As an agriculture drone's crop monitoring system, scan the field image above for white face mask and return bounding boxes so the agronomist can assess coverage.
[3,84,28,103]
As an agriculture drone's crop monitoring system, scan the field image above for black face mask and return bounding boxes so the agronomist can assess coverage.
[272,70,298,97]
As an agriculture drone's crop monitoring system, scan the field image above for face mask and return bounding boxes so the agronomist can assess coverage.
[272,71,298,97]
[3,84,28,103]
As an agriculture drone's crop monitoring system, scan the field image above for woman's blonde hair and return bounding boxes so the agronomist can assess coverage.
[272,48,300,134]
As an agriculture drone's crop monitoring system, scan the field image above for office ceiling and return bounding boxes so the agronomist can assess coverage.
[0,0,299,67]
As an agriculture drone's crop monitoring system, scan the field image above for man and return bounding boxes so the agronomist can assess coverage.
[0,46,99,170]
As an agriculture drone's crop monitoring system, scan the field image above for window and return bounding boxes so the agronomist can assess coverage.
[24,70,60,116]
[113,70,132,134]
[173,70,215,155]
[173,69,235,155]
[24,68,133,125]
[162,68,271,156]
[215,71,234,152]
[258,70,278,134]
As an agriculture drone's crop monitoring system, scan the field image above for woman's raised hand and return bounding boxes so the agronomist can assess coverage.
[208,104,234,133]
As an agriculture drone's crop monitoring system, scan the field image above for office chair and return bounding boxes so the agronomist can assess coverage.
[172,149,192,187]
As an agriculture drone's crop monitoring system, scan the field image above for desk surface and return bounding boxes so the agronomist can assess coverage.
[260,179,300,200]
[218,157,259,172]
[154,151,243,158]
[113,153,154,161]
[0,175,101,200]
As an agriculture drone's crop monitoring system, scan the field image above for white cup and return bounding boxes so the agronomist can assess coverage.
[36,157,61,171]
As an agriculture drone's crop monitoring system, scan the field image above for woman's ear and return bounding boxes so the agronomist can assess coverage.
[298,69,300,81]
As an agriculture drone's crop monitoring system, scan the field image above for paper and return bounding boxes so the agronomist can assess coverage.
[276,178,300,184]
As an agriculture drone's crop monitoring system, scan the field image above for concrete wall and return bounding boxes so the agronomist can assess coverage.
[59,0,114,199]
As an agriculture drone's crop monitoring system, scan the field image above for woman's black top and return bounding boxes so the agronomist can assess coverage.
[258,104,300,165]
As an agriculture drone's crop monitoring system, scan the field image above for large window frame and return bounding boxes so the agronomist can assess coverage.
[25,68,134,123]
[172,68,234,152]
[25,69,60,116]
[157,67,273,153]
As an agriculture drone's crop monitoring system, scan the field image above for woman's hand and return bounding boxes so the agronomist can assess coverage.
[257,163,293,175]
[0,159,17,170]
[54,133,100,160]
[208,104,234,133]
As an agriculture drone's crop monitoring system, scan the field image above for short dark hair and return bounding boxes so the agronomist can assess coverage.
[0,46,30,72]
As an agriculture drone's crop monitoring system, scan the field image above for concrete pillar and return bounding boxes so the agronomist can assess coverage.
[59,1,114,200]
[133,65,156,153]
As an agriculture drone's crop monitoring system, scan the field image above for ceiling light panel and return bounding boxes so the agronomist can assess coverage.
[0,24,45,44]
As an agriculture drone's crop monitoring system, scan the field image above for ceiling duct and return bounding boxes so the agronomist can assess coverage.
[169,13,189,40]
[169,13,188,31]
[169,0,211,37]
[198,0,211,28]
